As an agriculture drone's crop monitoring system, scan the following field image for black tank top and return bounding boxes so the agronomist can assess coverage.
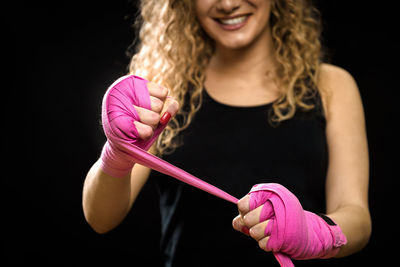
[150,88,328,267]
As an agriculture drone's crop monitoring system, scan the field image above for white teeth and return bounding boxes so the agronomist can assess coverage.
[219,15,248,25]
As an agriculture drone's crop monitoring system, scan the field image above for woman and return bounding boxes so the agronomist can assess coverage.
[83,0,371,266]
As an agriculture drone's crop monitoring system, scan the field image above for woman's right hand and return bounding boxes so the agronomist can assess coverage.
[133,82,179,140]
[100,76,179,178]
[85,76,180,232]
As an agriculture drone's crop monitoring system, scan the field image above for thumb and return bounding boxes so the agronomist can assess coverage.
[160,96,179,125]
[143,96,179,150]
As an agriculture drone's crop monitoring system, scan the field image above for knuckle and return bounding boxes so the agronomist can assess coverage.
[150,111,161,122]
[232,215,246,232]
[151,97,163,112]
[237,199,248,213]
[232,217,239,230]
[170,99,179,110]
[160,86,168,98]
[249,227,257,239]
[141,125,154,139]
[165,97,179,112]
[258,237,270,251]
[249,224,262,239]
[258,240,265,250]
[242,215,252,226]
[147,82,158,92]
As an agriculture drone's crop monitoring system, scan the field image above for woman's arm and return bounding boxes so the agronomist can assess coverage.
[82,80,179,234]
[319,63,372,256]
[232,64,371,260]
[82,156,152,234]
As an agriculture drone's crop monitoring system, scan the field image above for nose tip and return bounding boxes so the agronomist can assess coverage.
[216,0,241,14]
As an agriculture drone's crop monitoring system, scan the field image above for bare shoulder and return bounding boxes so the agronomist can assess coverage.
[318,63,363,120]
[318,63,358,91]
[320,63,355,85]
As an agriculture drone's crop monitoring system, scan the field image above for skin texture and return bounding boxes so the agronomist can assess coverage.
[83,0,371,259]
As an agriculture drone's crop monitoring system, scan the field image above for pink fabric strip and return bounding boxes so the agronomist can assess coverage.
[249,183,347,267]
[101,76,346,267]
[101,75,238,204]
[249,184,297,267]
[121,142,239,204]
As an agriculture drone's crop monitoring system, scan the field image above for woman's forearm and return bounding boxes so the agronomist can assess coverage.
[327,204,372,257]
[82,160,132,233]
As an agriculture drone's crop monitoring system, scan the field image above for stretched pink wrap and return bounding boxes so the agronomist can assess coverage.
[99,75,346,266]
[100,75,238,204]
[249,183,347,266]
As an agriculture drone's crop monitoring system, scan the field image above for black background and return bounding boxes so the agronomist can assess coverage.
[5,1,398,266]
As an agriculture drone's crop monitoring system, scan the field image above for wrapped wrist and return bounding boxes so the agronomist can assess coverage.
[317,213,347,259]
[100,142,136,178]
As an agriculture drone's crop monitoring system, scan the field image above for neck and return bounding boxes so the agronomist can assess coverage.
[209,26,277,79]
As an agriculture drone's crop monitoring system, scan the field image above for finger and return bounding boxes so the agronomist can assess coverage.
[259,200,274,222]
[159,96,180,125]
[242,205,264,228]
[133,105,160,128]
[232,215,249,235]
[133,121,154,140]
[258,236,271,252]
[249,220,270,241]
[150,96,164,113]
[111,115,137,140]
[160,96,180,117]
[147,82,169,100]
[237,195,250,216]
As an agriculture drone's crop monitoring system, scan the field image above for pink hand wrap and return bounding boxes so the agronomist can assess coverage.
[249,183,347,266]
[100,75,238,203]
[100,75,346,266]
[100,75,166,177]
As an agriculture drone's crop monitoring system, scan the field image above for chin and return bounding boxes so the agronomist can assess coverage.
[216,35,254,50]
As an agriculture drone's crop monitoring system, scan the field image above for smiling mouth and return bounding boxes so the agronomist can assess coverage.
[215,15,250,25]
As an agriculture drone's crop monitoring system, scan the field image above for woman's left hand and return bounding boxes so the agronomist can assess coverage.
[232,195,272,251]
[232,183,347,262]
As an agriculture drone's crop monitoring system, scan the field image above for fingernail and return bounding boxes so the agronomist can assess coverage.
[159,112,171,125]
[242,226,250,235]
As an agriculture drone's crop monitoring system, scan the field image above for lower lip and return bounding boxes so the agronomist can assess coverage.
[215,15,250,31]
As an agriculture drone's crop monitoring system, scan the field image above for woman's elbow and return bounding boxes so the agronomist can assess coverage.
[360,212,372,249]
[83,212,116,234]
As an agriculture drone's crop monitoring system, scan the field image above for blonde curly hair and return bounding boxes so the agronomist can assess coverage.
[128,0,323,156]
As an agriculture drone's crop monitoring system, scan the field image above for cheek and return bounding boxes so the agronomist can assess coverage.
[194,0,213,20]
[249,0,272,8]
[194,1,213,32]
[195,16,220,42]
[250,0,272,25]
[249,3,272,36]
